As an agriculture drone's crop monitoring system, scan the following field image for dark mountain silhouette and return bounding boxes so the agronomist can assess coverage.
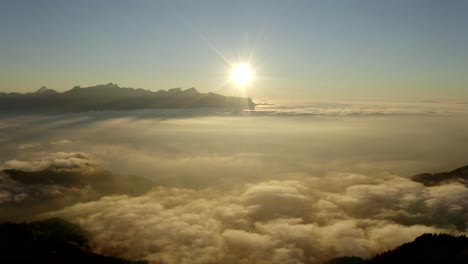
[412,164,468,187]
[0,218,147,264]
[324,233,468,264]
[369,233,468,264]
[0,83,255,113]
[34,86,58,95]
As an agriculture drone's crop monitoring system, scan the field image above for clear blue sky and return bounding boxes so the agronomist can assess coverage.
[2,0,468,100]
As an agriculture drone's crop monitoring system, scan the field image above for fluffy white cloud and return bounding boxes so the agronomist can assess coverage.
[4,152,95,172]
[40,176,465,264]
[0,152,155,221]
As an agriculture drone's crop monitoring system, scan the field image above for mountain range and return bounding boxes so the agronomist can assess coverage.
[0,83,256,113]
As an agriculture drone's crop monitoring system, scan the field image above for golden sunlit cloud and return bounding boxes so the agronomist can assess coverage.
[230,63,254,87]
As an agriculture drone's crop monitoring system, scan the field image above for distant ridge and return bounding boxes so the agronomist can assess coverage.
[0,83,255,113]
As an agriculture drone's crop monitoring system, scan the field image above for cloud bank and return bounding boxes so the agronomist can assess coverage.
[0,152,155,221]
[41,175,466,264]
[1,107,468,263]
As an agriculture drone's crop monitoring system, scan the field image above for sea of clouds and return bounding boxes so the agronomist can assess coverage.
[1,101,468,263]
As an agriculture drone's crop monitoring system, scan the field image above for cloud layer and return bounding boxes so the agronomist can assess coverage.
[0,152,155,221]
[41,174,466,264]
[1,108,468,263]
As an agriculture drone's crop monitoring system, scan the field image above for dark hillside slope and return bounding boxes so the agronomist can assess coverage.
[0,218,147,264]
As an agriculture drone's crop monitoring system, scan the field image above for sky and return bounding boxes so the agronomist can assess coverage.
[1,0,468,100]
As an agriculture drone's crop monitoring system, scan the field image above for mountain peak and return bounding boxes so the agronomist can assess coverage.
[105,82,119,88]
[182,87,198,94]
[35,86,57,94]
[168,88,182,93]
[35,86,49,93]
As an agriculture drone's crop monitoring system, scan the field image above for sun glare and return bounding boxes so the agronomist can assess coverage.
[230,63,254,86]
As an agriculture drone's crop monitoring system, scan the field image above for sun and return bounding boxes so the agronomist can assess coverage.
[230,63,254,86]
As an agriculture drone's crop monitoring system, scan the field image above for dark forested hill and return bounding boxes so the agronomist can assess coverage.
[369,233,468,264]
[0,83,255,113]
[325,233,468,264]
[412,165,468,187]
[0,218,147,264]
